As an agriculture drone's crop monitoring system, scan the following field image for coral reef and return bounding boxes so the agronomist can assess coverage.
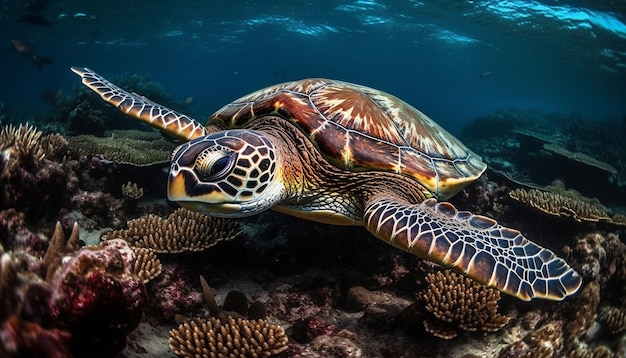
[131,247,162,283]
[543,143,617,174]
[67,130,175,166]
[418,270,510,339]
[568,343,613,358]
[599,306,626,335]
[40,72,188,136]
[0,122,45,171]
[102,207,242,253]
[0,220,148,357]
[460,109,626,206]
[121,181,144,199]
[169,316,288,357]
[168,276,287,357]
[0,123,72,221]
[48,239,147,356]
[499,321,564,358]
[509,187,617,224]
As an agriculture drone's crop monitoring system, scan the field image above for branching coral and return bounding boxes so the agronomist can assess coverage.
[0,123,45,171]
[169,316,288,358]
[499,321,564,358]
[568,343,613,358]
[418,270,510,339]
[169,276,285,357]
[131,247,162,284]
[67,130,175,166]
[121,181,144,201]
[102,208,242,253]
[599,306,626,335]
[40,133,68,158]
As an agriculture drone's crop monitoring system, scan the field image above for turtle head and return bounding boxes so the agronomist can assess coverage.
[168,129,284,217]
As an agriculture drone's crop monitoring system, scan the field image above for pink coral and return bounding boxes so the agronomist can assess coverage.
[48,239,147,357]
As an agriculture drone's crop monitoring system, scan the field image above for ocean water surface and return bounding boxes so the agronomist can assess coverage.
[1,0,625,134]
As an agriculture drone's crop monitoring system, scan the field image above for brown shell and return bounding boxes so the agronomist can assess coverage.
[208,79,486,199]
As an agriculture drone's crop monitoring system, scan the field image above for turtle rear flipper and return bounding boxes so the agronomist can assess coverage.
[70,67,208,141]
[364,198,582,301]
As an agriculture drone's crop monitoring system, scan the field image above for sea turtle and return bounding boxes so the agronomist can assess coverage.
[71,67,582,301]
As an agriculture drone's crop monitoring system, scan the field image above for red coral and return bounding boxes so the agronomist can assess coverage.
[148,263,204,319]
[48,239,147,357]
[0,315,72,358]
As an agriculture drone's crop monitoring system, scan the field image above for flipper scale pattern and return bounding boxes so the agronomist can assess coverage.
[364,198,582,301]
[70,67,207,141]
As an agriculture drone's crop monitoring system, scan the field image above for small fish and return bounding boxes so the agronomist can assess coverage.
[17,14,54,27]
[11,40,53,70]
[184,96,194,105]
[32,55,54,70]
[40,88,63,104]
[479,71,492,77]
[12,40,35,57]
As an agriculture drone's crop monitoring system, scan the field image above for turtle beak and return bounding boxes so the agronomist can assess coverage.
[167,173,188,202]
[167,172,243,215]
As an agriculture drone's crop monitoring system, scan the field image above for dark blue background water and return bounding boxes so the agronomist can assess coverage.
[2,0,625,135]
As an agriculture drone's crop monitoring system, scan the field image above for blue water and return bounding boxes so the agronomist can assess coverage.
[1,0,625,135]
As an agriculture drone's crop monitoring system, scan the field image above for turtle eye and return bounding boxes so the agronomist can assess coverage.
[194,149,236,181]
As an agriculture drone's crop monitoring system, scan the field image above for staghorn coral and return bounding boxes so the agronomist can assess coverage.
[67,129,175,166]
[543,143,617,174]
[131,247,162,283]
[0,122,45,171]
[169,316,288,358]
[102,208,242,253]
[509,187,620,224]
[418,270,510,339]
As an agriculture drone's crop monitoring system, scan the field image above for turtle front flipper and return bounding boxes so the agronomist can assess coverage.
[364,198,582,301]
[70,67,208,141]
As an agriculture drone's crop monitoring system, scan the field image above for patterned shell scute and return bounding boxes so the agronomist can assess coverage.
[210,79,487,199]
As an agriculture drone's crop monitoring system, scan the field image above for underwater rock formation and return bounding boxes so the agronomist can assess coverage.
[0,123,72,222]
[0,219,148,357]
[48,239,147,356]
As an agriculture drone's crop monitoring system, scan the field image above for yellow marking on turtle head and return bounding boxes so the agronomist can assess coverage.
[274,100,284,110]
